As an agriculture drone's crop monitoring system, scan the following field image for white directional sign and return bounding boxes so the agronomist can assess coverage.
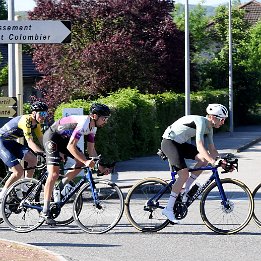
[0,107,17,117]
[0,20,71,44]
[0,97,17,107]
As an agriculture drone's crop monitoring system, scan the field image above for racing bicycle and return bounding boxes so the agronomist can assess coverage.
[1,156,124,234]
[125,153,254,235]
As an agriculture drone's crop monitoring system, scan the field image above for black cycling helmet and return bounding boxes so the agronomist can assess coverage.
[30,101,48,112]
[90,103,111,117]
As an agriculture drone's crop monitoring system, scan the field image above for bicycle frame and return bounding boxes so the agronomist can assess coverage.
[21,166,99,212]
[147,165,229,210]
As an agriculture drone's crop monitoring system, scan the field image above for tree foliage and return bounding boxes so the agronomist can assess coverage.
[28,0,185,112]
[0,0,7,20]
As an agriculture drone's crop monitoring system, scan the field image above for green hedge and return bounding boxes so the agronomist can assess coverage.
[55,88,228,162]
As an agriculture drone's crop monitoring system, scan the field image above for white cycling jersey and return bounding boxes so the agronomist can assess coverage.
[162,115,214,145]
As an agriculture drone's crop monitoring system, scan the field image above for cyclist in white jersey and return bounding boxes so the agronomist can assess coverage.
[161,104,228,223]
[41,103,111,225]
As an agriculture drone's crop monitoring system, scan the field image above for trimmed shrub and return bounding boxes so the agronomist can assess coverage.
[55,88,228,162]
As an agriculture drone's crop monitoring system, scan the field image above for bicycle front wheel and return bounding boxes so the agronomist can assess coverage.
[73,180,124,234]
[1,178,44,233]
[200,178,253,235]
[252,183,261,227]
[125,178,170,232]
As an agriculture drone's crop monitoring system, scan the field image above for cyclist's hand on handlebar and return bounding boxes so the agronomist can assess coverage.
[84,159,95,169]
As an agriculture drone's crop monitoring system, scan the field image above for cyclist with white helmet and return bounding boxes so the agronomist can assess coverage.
[41,103,111,225]
[0,101,48,200]
[161,104,228,223]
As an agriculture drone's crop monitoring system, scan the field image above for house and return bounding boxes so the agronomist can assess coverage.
[240,0,261,25]
[0,44,41,102]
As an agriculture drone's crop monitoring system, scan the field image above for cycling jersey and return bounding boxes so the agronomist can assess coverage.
[162,115,213,145]
[0,115,43,167]
[43,115,97,165]
[0,115,43,141]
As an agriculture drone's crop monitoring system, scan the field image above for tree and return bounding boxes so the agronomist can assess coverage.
[28,0,185,113]
[200,5,260,124]
[0,0,7,20]
[0,0,8,89]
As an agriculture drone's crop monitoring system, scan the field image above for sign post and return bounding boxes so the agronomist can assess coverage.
[0,20,71,44]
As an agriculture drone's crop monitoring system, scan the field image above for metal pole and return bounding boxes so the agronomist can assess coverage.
[185,0,190,116]
[15,15,23,117]
[8,0,16,97]
[228,0,234,133]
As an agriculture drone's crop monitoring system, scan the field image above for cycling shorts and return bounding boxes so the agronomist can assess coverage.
[161,138,199,171]
[0,138,29,167]
[43,128,82,166]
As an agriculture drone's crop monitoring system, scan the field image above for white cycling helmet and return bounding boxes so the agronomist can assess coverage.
[206,104,228,118]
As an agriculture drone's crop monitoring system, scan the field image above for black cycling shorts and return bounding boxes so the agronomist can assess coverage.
[43,128,81,166]
[161,138,199,171]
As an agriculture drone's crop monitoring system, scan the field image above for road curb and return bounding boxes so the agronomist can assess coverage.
[0,239,67,261]
[236,137,261,153]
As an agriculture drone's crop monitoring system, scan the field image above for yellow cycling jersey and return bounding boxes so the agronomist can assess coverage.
[0,114,43,141]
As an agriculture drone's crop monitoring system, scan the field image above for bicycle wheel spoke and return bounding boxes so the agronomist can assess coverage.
[73,181,124,234]
[1,179,43,233]
[200,179,253,234]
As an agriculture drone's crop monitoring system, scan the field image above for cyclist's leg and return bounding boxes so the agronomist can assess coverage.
[183,153,207,193]
[161,139,189,223]
[0,140,28,199]
[23,151,37,178]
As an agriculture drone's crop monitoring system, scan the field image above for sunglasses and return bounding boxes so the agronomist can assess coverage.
[100,116,110,122]
[215,116,226,122]
[38,111,48,117]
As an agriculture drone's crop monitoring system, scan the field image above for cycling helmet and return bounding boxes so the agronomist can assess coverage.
[90,103,111,116]
[30,101,48,112]
[206,104,228,118]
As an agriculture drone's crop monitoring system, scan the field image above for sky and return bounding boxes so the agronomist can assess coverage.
[13,0,260,11]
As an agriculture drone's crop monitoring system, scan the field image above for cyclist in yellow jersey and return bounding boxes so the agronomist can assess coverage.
[0,101,48,200]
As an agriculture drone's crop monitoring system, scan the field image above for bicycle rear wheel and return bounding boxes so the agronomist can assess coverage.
[1,178,44,233]
[73,180,124,234]
[125,178,170,232]
[252,183,261,227]
[200,178,254,234]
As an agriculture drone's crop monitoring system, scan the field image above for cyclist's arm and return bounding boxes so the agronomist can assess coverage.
[26,138,44,153]
[67,136,92,166]
[87,141,98,157]
[208,143,219,159]
[196,140,215,165]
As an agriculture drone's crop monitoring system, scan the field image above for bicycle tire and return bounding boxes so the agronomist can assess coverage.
[125,178,170,232]
[73,180,124,234]
[252,182,261,227]
[200,178,254,235]
[1,178,44,233]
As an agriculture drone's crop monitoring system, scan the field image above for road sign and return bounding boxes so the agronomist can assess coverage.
[0,20,71,44]
[0,107,17,117]
[0,97,17,107]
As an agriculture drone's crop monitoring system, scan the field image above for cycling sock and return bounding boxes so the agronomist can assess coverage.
[184,174,198,193]
[166,191,178,210]
[43,200,50,215]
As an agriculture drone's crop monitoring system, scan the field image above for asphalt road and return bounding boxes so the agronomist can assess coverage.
[0,143,260,261]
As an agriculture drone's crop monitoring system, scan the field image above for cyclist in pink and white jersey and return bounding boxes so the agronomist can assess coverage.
[41,103,111,225]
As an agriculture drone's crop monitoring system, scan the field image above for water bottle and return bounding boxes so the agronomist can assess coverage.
[53,186,61,203]
[61,183,74,197]
[187,183,201,198]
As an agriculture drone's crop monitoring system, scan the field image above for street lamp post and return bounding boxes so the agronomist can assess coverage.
[8,0,16,97]
[228,0,234,133]
[185,0,190,116]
